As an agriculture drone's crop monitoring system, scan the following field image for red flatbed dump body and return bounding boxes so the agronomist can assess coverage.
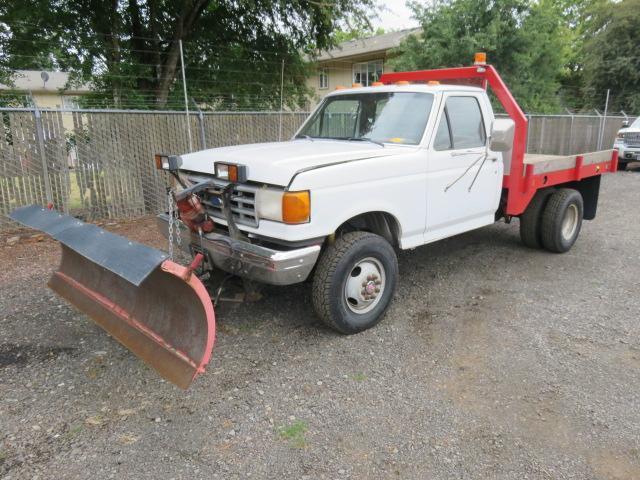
[380,65,618,217]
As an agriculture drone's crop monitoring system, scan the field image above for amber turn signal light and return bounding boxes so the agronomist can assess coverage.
[282,191,310,224]
[474,52,487,65]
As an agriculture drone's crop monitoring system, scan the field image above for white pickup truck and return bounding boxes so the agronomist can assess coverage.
[155,59,618,335]
[614,116,640,170]
[12,57,618,387]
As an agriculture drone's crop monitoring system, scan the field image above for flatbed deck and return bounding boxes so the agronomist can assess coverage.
[524,150,614,175]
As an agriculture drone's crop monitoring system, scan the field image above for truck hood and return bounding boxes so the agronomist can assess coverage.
[179,139,409,186]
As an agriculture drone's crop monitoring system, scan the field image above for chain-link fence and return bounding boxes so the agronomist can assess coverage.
[0,108,635,231]
[0,108,308,230]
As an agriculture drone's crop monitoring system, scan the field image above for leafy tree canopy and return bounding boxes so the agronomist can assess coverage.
[581,0,640,112]
[0,0,376,109]
[391,0,572,113]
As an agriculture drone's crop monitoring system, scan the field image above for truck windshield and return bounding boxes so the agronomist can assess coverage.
[297,92,434,145]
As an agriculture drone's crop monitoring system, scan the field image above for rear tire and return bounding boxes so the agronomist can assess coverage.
[312,231,398,334]
[540,188,584,253]
[520,189,554,249]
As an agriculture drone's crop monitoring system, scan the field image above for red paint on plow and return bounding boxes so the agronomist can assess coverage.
[49,246,216,389]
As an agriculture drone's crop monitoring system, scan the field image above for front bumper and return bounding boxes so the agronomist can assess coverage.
[156,214,321,286]
[616,145,640,162]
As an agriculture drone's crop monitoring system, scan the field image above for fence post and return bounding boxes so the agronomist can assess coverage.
[32,106,54,207]
[568,114,574,155]
[526,114,531,153]
[594,109,602,151]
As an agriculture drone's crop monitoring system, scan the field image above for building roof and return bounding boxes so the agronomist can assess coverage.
[316,28,421,62]
[0,70,90,94]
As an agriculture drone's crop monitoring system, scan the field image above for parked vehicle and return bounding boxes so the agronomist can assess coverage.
[11,54,619,388]
[614,117,640,170]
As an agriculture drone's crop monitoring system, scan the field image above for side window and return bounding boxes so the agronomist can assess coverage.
[433,110,452,151]
[446,96,486,148]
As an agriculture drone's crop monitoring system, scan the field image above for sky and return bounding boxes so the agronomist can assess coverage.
[374,0,420,31]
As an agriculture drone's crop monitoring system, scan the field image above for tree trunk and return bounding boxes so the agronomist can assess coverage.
[154,0,211,106]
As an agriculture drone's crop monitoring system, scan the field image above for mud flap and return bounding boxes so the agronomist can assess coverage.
[10,205,215,389]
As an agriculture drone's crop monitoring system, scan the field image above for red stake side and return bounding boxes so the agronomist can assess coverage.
[380,65,618,216]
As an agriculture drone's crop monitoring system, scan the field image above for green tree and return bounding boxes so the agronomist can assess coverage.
[0,0,376,109]
[391,0,570,113]
[582,0,640,112]
[332,27,385,44]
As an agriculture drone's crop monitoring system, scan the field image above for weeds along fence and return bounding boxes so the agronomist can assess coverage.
[0,108,634,231]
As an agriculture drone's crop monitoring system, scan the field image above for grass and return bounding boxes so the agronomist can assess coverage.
[277,420,308,448]
[351,373,367,382]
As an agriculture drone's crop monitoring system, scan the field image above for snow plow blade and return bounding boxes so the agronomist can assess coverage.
[9,205,215,389]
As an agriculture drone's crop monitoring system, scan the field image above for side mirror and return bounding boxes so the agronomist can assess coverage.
[621,120,629,128]
[489,118,515,152]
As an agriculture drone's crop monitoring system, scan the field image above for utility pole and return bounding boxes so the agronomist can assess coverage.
[179,39,193,152]
[278,59,285,141]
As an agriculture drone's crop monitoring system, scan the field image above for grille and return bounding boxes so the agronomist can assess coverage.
[201,185,258,228]
[624,132,640,146]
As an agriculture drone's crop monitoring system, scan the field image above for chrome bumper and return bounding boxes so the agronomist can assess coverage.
[156,214,321,286]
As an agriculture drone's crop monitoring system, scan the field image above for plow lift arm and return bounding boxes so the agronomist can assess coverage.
[10,205,215,389]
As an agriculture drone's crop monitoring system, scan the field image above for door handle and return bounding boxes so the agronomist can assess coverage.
[450,150,480,157]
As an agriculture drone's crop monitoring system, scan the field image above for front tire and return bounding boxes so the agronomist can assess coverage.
[618,161,628,171]
[540,188,584,253]
[312,231,398,334]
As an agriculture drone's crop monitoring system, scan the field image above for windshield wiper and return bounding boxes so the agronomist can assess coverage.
[346,137,385,147]
[295,134,314,141]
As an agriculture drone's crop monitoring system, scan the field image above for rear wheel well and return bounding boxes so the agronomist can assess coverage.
[335,212,401,248]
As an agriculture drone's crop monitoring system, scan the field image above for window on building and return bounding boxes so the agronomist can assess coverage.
[319,69,328,89]
[352,60,383,86]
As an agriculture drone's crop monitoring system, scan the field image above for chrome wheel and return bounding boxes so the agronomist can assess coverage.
[561,204,579,240]
[344,257,386,314]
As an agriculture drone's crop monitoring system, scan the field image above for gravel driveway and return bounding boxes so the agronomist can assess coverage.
[1,168,639,479]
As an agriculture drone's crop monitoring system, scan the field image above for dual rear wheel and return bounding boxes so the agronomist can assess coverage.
[519,188,584,253]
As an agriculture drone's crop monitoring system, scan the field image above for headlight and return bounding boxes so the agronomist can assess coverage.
[154,154,181,171]
[615,132,625,141]
[214,162,247,183]
[256,189,310,224]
